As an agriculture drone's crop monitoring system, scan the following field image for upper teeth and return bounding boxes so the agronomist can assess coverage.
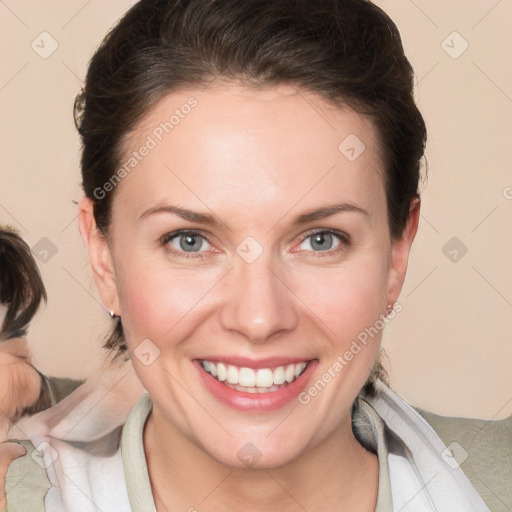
[201,360,308,388]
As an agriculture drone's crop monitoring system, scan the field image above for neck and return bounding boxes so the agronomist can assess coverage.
[144,405,379,512]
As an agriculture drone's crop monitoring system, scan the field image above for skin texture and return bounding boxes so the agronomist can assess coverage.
[0,336,41,436]
[77,83,419,511]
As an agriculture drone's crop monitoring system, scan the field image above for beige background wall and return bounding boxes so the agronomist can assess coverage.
[1,1,511,419]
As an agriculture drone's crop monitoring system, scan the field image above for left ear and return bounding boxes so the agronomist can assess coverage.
[386,197,420,306]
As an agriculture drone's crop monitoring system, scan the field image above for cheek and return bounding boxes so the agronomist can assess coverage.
[113,234,390,361]
[115,254,222,346]
[289,257,389,344]
[290,259,389,413]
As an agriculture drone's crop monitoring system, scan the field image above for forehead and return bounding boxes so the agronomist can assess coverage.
[116,83,385,225]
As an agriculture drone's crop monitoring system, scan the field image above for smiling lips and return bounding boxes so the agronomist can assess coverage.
[200,360,309,394]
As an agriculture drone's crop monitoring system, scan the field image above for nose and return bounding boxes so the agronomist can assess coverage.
[219,254,299,344]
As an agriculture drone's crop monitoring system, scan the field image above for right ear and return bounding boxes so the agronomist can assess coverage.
[77,197,120,316]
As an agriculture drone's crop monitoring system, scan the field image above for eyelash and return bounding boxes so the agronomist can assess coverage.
[160,230,215,259]
[294,228,350,257]
[160,229,350,259]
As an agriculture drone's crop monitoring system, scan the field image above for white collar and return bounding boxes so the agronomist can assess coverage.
[17,380,490,511]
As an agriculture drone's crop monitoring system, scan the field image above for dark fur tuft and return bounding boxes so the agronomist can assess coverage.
[0,225,47,340]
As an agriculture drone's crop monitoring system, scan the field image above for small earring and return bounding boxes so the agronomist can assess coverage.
[386,303,394,315]
[109,309,116,319]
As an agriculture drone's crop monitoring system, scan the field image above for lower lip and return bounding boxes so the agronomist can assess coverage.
[195,360,318,413]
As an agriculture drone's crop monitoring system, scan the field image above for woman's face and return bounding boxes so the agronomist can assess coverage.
[83,83,417,468]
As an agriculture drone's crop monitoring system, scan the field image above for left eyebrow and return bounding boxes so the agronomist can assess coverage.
[291,203,369,225]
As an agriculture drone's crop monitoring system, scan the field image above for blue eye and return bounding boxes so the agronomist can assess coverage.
[298,230,348,253]
[161,229,349,259]
[162,231,211,255]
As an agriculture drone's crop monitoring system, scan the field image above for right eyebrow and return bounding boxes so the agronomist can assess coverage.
[138,202,222,227]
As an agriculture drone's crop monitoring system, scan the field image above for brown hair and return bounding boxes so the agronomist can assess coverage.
[0,225,47,340]
[75,0,426,393]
